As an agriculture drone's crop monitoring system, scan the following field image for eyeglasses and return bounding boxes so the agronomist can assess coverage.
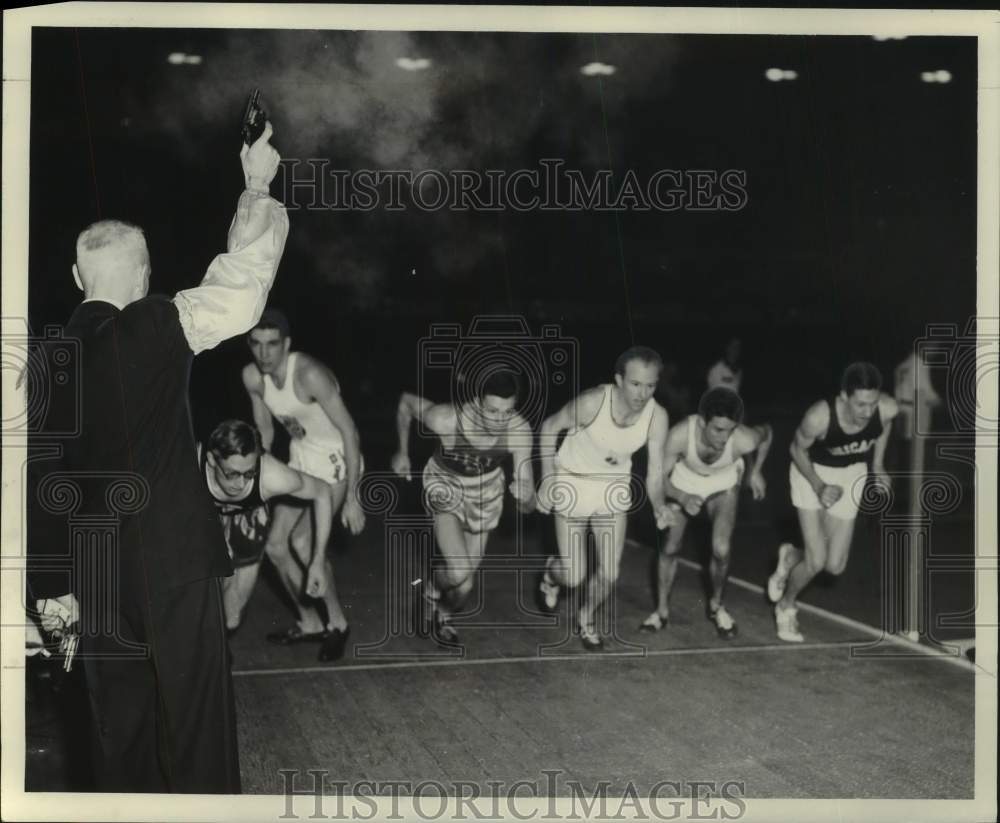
[213,458,260,482]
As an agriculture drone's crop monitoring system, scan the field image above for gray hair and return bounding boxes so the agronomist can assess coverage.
[76,220,148,261]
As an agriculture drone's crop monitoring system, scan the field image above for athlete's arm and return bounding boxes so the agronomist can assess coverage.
[396,393,433,455]
[538,387,605,479]
[393,394,454,481]
[506,414,537,513]
[242,363,275,452]
[737,422,773,501]
[661,418,703,516]
[790,400,841,508]
[299,358,365,534]
[535,388,605,514]
[645,404,677,529]
[871,393,899,492]
[259,455,333,596]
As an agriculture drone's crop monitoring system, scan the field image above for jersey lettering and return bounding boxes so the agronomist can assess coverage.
[827,438,876,456]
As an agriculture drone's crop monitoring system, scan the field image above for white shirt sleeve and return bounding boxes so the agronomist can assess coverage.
[173,190,290,355]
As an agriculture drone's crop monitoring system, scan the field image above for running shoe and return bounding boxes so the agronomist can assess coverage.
[775,603,804,643]
[537,564,560,614]
[709,604,738,639]
[767,543,797,603]
[578,622,603,651]
[639,611,669,632]
[318,625,350,662]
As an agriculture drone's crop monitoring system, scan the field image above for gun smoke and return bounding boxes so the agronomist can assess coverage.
[149,30,681,301]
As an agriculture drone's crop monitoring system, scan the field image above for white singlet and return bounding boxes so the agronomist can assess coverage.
[669,415,744,499]
[262,352,349,485]
[545,385,655,519]
[557,384,656,476]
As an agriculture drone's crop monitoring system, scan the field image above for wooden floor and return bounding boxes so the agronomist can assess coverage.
[230,507,977,798]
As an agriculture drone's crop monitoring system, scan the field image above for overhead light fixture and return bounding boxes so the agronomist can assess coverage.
[872,35,908,41]
[581,62,616,77]
[396,57,432,71]
[166,52,202,65]
[765,68,797,82]
[921,69,953,84]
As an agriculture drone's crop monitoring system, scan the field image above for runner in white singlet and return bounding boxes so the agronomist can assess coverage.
[642,387,772,638]
[536,346,676,651]
[243,309,365,663]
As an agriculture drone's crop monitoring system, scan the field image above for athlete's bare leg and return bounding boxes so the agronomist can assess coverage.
[578,513,628,631]
[705,487,739,610]
[285,479,349,631]
[452,528,488,611]
[263,503,321,632]
[780,505,859,610]
[653,513,689,620]
[265,480,348,633]
[776,507,857,641]
[778,508,825,611]
[549,515,590,589]
[222,563,262,631]
[430,513,489,616]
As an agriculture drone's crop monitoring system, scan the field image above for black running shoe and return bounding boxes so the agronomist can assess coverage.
[318,626,350,662]
[266,625,327,645]
[432,612,460,646]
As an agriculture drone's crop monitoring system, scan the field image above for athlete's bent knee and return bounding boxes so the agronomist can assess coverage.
[558,561,587,589]
[264,538,291,561]
[454,574,474,599]
[441,566,470,590]
[825,557,848,576]
[801,554,826,577]
[711,540,731,562]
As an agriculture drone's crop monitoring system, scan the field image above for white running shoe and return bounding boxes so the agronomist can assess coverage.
[537,560,560,613]
[709,604,737,639]
[639,611,668,632]
[578,622,604,651]
[767,543,796,603]
[775,603,804,643]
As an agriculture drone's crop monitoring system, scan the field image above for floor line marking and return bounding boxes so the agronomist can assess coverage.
[233,639,864,677]
[623,538,980,674]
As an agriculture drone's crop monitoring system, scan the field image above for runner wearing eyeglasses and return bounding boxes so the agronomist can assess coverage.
[200,419,334,644]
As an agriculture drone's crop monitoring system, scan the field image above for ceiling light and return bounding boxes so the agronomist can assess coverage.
[581,62,616,77]
[396,57,432,71]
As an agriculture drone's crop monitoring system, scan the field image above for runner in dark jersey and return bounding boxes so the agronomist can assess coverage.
[392,370,536,644]
[768,362,898,642]
[201,419,334,640]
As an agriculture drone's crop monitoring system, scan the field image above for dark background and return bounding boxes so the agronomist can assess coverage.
[27,27,977,464]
